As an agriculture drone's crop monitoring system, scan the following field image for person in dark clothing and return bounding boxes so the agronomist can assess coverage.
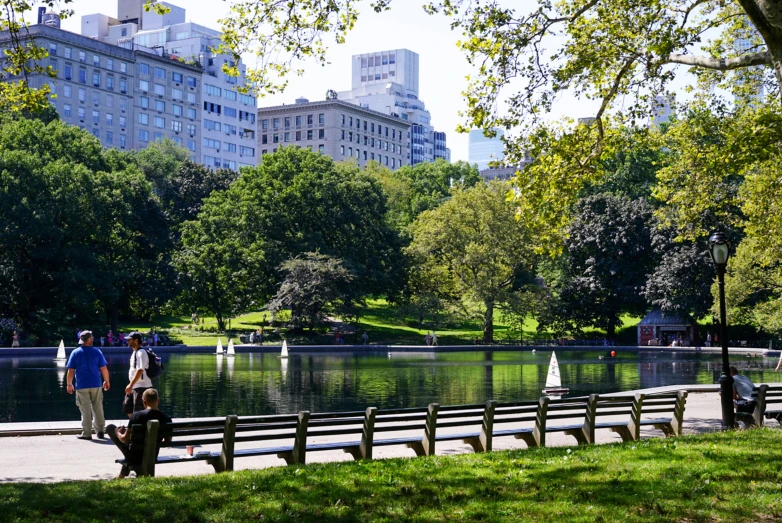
[107,388,172,478]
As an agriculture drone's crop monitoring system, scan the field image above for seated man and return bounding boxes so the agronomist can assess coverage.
[107,388,172,478]
[731,366,757,424]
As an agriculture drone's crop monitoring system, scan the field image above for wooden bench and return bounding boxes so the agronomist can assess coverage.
[732,384,782,427]
[122,390,689,476]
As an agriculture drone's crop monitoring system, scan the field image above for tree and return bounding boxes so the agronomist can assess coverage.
[366,159,482,232]
[0,117,166,341]
[407,182,537,342]
[175,147,404,328]
[268,253,354,331]
[541,194,655,338]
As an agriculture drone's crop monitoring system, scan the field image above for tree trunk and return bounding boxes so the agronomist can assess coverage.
[215,313,226,332]
[738,0,782,95]
[110,303,119,334]
[482,300,494,343]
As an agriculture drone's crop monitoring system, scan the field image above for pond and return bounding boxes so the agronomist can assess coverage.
[0,350,779,423]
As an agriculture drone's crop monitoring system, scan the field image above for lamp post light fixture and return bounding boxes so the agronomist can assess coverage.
[708,231,734,428]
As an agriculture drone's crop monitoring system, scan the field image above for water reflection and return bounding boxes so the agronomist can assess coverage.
[1,350,780,423]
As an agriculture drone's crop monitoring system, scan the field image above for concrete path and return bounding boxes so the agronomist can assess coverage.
[2,387,767,484]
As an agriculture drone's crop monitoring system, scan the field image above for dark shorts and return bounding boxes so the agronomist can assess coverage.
[122,388,149,415]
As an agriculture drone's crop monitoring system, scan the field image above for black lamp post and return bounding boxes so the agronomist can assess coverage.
[708,231,734,428]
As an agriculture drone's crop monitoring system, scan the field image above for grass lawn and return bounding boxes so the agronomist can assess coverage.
[3,429,782,522]
[117,299,643,347]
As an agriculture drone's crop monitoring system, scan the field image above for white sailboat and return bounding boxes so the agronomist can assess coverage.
[542,351,569,395]
[279,340,289,359]
[226,339,235,356]
[216,338,224,355]
[55,340,66,360]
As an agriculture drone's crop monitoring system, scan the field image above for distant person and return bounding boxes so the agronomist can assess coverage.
[775,351,782,372]
[107,388,172,479]
[249,331,255,344]
[153,332,159,347]
[731,366,756,414]
[66,330,110,440]
[706,333,712,347]
[362,332,368,345]
[11,330,19,347]
[431,332,438,347]
[107,330,114,346]
[425,332,431,346]
[123,332,153,418]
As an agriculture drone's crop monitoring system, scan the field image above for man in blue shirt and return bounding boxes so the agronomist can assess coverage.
[66,330,111,440]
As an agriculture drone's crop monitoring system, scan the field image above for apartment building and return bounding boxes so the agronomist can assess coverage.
[0,1,258,170]
[337,49,450,165]
[257,97,411,170]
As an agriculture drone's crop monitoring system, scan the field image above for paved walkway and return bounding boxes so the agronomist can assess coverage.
[1,387,765,484]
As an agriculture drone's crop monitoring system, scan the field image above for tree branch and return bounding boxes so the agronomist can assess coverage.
[667,51,771,70]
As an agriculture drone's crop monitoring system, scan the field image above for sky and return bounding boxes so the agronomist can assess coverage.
[51,0,610,163]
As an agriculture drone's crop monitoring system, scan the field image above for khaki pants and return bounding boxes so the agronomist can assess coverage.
[75,387,105,438]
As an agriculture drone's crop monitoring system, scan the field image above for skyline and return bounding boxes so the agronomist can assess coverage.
[51,0,607,163]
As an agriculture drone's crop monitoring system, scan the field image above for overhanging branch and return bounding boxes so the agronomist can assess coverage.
[667,51,771,70]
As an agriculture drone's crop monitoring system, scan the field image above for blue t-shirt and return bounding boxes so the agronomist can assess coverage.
[66,346,108,389]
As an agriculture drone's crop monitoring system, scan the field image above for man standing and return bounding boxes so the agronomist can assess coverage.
[66,330,110,440]
[107,388,172,478]
[124,331,152,418]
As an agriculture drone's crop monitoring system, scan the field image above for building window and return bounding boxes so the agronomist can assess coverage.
[204,120,222,131]
[140,96,149,109]
[224,107,237,118]
[154,132,164,142]
[348,132,353,142]
[272,118,279,129]
[155,67,165,79]
[106,131,113,144]
[272,134,279,143]
[295,115,302,126]
[120,79,127,94]
[154,84,166,96]
[204,138,221,150]
[187,124,197,136]
[172,72,183,83]
[79,51,86,63]
[92,91,100,105]
[261,120,269,130]
[295,131,301,141]
[348,147,353,156]
[239,146,255,157]
[139,129,149,142]
[119,116,126,128]
[77,107,85,120]
[91,128,100,138]
[205,84,222,96]
[106,113,113,125]
[318,144,324,152]
[64,47,72,59]
[307,130,313,140]
[318,129,325,139]
[139,113,149,125]
[64,64,72,80]
[120,134,127,148]
[262,135,268,144]
[318,113,325,124]
[187,140,196,151]
[155,100,165,112]
[173,88,183,100]
[173,137,182,145]
[154,116,165,128]
[78,88,86,102]
[106,75,114,90]
[173,104,183,116]
[348,116,353,126]
[307,114,313,125]
[139,63,149,75]
[63,85,72,98]
[139,80,149,92]
[187,92,196,104]
[224,90,237,101]
[187,108,196,119]
[63,104,72,117]
[226,143,237,153]
[187,76,197,88]
[364,121,367,131]
[284,132,290,142]
[93,55,100,67]
[79,69,87,84]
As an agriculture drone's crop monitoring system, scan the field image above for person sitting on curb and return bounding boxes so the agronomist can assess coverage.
[106,388,172,479]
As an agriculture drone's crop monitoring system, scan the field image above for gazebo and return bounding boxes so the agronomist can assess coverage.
[637,309,696,346]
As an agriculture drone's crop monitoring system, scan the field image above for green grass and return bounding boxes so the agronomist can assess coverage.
[117,300,643,346]
[3,429,782,522]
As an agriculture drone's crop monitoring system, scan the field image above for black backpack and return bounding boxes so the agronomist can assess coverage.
[136,347,164,379]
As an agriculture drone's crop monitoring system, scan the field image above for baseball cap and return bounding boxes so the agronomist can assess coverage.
[78,330,93,344]
[126,331,143,341]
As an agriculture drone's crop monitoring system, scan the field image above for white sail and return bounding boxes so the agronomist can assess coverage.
[216,338,224,354]
[55,340,66,360]
[227,339,235,356]
[280,340,289,358]
[545,351,562,388]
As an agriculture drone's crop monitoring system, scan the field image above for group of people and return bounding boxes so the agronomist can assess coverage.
[248,327,264,344]
[424,331,438,346]
[65,330,171,479]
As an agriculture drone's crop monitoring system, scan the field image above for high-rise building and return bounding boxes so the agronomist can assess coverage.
[468,128,505,170]
[337,49,449,165]
[735,24,766,102]
[652,95,675,126]
[257,97,411,170]
[0,0,257,171]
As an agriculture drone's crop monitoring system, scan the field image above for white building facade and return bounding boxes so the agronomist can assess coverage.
[468,128,505,171]
[337,49,449,165]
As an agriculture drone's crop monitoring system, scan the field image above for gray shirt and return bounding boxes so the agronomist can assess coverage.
[733,374,755,401]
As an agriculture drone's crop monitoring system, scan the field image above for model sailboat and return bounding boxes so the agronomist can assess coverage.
[542,351,569,395]
[279,339,289,359]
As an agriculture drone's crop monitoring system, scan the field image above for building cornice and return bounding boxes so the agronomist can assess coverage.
[258,99,412,128]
